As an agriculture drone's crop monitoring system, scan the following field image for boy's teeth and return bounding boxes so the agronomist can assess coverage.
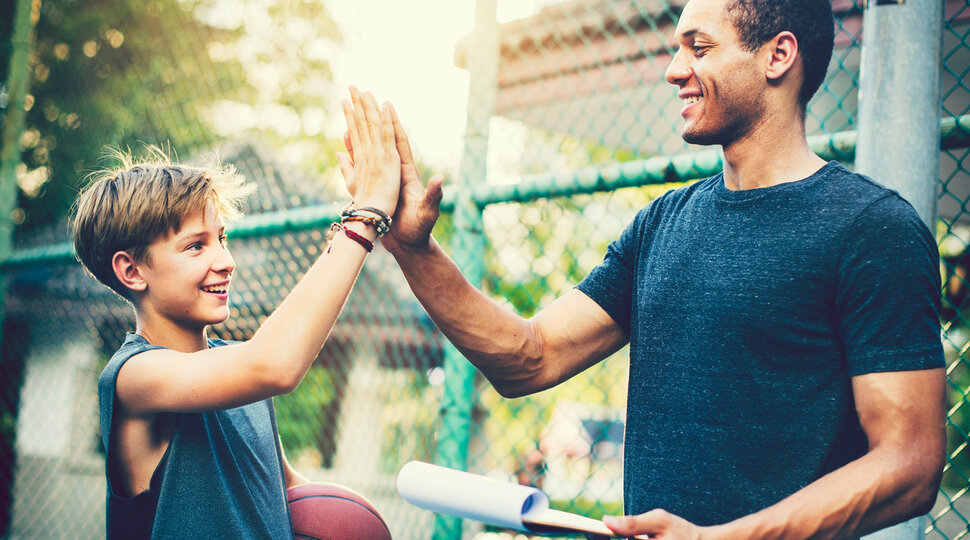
[202,285,226,293]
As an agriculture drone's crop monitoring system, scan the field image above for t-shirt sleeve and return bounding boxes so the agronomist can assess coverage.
[576,207,651,335]
[836,194,945,375]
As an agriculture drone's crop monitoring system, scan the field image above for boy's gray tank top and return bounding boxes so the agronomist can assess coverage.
[98,333,294,539]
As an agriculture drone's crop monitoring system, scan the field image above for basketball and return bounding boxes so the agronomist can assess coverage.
[287,482,392,540]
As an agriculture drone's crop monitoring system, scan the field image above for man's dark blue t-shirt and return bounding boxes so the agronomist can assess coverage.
[577,161,944,525]
[98,333,293,539]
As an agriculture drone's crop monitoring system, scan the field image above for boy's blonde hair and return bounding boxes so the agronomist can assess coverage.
[72,146,255,300]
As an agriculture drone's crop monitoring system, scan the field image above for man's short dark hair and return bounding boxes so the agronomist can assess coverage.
[725,0,835,107]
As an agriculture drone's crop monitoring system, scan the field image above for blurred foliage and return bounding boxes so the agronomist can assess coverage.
[275,364,338,464]
[0,0,341,238]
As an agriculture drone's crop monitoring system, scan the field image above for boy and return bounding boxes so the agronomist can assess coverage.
[73,88,399,538]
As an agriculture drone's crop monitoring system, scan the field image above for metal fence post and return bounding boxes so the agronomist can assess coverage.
[855,0,943,538]
[431,0,498,539]
[855,0,943,230]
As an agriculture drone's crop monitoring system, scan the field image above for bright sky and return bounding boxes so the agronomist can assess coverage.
[327,1,552,174]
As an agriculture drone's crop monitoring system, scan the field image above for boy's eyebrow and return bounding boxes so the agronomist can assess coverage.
[174,230,209,247]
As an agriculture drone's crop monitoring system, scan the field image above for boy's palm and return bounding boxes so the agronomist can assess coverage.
[339,88,401,215]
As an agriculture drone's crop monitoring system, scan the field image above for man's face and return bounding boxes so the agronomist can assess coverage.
[664,0,766,146]
[136,201,235,332]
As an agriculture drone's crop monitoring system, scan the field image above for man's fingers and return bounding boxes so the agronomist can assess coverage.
[603,509,673,538]
[425,174,445,208]
[388,102,416,166]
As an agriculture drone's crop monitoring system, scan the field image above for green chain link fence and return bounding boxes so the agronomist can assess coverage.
[0,0,968,539]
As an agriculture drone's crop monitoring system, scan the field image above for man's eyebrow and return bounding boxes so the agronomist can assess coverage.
[677,28,714,42]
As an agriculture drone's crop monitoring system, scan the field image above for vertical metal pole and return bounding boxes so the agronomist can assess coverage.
[431,0,498,539]
[856,1,943,539]
[855,0,943,231]
[0,0,40,359]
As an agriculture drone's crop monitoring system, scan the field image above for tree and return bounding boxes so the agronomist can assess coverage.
[0,0,342,237]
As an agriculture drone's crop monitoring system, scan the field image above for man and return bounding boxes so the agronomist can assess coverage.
[348,0,946,537]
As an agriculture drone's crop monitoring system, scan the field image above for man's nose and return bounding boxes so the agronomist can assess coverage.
[664,48,691,86]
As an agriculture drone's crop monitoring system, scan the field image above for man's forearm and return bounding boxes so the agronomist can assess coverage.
[710,444,939,540]
[388,236,551,396]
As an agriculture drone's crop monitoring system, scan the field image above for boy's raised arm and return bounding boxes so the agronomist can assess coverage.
[115,88,400,415]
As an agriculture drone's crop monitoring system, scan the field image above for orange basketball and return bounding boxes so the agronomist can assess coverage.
[287,482,392,540]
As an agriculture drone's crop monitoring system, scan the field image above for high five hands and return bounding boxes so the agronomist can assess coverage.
[338,86,445,252]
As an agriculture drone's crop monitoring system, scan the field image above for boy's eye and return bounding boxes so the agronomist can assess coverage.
[219,234,228,246]
[187,242,203,251]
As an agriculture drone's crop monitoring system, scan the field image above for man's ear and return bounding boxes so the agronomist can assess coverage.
[112,251,147,293]
[764,31,799,81]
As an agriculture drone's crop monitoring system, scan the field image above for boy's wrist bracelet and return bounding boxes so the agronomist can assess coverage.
[340,203,392,236]
[326,222,374,253]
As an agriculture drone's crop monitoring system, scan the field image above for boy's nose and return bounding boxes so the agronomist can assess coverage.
[213,248,235,274]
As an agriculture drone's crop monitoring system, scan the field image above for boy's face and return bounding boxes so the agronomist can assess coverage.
[664,0,767,146]
[137,201,235,331]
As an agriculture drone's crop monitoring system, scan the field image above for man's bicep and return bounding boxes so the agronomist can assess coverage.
[852,367,945,458]
[533,288,629,386]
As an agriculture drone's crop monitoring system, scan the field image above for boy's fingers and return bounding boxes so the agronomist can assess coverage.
[341,99,362,164]
[360,91,383,147]
[381,103,396,152]
[342,130,353,155]
[336,152,354,181]
[349,86,372,149]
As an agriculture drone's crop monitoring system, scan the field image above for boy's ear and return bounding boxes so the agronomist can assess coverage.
[764,31,799,82]
[112,251,147,293]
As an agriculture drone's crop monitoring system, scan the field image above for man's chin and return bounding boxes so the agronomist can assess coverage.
[681,128,721,146]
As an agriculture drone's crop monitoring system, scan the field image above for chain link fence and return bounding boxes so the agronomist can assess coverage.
[0,0,968,539]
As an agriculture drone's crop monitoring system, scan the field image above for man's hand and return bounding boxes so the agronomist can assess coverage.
[603,510,710,540]
[382,103,445,253]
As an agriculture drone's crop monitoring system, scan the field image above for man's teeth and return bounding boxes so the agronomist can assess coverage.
[685,96,700,104]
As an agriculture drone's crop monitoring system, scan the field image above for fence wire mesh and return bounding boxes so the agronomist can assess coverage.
[0,0,968,539]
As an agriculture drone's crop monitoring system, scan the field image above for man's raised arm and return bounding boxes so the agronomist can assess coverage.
[340,104,628,397]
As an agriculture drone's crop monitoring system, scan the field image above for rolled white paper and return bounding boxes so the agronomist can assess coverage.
[396,460,549,531]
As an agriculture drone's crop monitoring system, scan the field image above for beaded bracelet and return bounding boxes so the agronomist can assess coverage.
[326,222,374,253]
[340,204,392,237]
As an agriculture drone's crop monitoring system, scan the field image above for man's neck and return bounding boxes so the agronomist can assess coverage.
[720,109,827,191]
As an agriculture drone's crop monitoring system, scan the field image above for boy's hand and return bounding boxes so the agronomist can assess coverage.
[338,87,401,217]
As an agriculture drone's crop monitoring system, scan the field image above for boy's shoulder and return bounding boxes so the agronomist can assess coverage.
[99,333,162,390]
